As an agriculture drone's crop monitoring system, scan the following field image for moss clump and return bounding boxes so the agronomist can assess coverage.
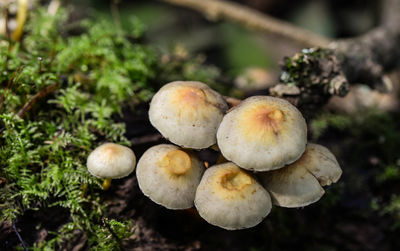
[0,6,221,250]
[311,110,400,230]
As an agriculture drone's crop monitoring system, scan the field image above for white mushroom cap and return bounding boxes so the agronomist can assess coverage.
[86,143,136,179]
[302,143,342,186]
[195,162,272,230]
[259,143,342,208]
[149,81,228,149]
[136,144,205,209]
[217,96,307,172]
[260,163,325,208]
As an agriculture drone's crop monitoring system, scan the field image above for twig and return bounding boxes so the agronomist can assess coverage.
[16,83,58,118]
[223,95,241,108]
[0,82,58,134]
[0,66,24,111]
[330,0,400,88]
[159,0,331,47]
[12,220,28,251]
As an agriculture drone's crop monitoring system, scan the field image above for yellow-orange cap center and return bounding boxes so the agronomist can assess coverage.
[168,86,220,122]
[160,149,191,175]
[102,144,122,160]
[211,167,255,200]
[237,104,285,144]
[253,109,283,131]
[220,171,252,191]
[175,87,206,106]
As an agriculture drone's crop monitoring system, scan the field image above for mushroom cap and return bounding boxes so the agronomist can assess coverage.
[217,96,307,171]
[195,162,272,230]
[260,163,325,208]
[259,143,342,208]
[86,143,136,179]
[136,144,205,209]
[299,143,342,186]
[149,81,228,149]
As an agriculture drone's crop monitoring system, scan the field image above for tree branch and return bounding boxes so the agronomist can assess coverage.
[159,0,332,47]
[331,0,400,89]
[160,0,400,115]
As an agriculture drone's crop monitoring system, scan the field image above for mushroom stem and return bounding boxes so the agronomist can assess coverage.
[223,96,241,108]
[11,0,28,41]
[102,178,112,190]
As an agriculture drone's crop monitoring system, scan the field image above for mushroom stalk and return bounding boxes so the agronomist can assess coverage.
[102,178,112,190]
[11,0,28,41]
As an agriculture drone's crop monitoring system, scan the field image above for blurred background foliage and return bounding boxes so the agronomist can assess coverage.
[1,0,400,250]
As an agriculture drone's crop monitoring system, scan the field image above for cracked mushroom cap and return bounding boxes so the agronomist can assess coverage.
[259,143,342,208]
[195,162,271,230]
[217,96,307,171]
[149,81,228,149]
[87,143,136,179]
[136,144,205,209]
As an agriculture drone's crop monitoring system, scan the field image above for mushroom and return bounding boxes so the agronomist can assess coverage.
[149,81,228,149]
[195,162,272,230]
[217,96,307,172]
[259,143,342,208]
[300,143,342,186]
[86,143,136,190]
[136,144,205,209]
[234,67,275,92]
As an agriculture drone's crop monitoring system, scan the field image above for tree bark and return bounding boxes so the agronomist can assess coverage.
[159,0,400,114]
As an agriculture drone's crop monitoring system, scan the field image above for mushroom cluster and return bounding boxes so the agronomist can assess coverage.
[86,80,343,230]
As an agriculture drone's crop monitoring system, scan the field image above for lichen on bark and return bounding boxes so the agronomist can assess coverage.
[270,48,348,117]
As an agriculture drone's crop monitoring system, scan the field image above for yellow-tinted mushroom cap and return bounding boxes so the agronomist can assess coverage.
[260,143,342,208]
[217,96,307,171]
[149,81,228,149]
[194,162,272,230]
[136,144,205,209]
[86,143,136,179]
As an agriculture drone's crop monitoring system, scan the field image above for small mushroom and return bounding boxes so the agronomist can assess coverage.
[136,144,205,209]
[301,143,342,186]
[87,143,136,190]
[234,67,275,92]
[195,162,271,230]
[217,96,307,172]
[149,81,228,149]
[260,143,342,208]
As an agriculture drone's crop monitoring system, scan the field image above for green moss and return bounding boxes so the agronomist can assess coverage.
[311,110,400,229]
[281,48,333,86]
[0,6,221,249]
